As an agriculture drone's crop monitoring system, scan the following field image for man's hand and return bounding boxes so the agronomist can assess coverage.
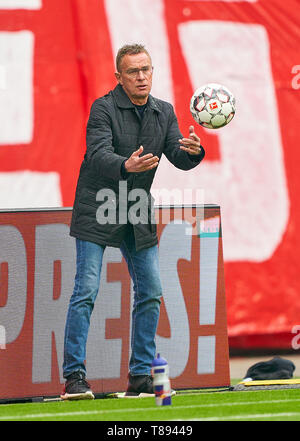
[124,146,159,173]
[179,125,202,155]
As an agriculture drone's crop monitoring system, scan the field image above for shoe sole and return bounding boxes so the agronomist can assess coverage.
[124,392,155,398]
[111,390,176,399]
[60,391,95,401]
[127,390,176,398]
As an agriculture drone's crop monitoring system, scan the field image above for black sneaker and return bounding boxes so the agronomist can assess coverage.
[125,374,176,398]
[60,371,94,400]
[125,374,155,397]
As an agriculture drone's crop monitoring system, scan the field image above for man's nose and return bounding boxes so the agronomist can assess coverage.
[136,69,146,79]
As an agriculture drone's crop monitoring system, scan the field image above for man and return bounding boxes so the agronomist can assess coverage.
[61,44,205,400]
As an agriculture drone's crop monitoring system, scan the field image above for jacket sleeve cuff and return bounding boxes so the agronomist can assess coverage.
[120,159,130,179]
[187,145,205,162]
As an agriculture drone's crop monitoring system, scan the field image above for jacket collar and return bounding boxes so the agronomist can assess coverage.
[112,84,161,113]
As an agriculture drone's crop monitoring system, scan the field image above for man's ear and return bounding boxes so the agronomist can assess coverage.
[115,72,122,84]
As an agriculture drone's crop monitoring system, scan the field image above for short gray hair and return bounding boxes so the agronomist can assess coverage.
[116,44,151,72]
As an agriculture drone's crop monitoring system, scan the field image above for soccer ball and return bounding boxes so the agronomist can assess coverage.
[190,83,235,129]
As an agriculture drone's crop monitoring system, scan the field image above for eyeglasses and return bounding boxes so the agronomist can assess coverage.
[123,66,153,78]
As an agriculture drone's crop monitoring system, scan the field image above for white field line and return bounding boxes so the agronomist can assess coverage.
[1,398,300,420]
[174,412,300,421]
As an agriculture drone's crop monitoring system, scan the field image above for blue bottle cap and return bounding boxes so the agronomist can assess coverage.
[152,353,168,367]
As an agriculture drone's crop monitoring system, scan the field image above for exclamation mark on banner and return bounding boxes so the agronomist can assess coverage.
[197,216,220,374]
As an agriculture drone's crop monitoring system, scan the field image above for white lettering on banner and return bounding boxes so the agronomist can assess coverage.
[32,224,76,383]
[197,335,215,374]
[0,5,61,210]
[86,248,123,380]
[153,21,289,263]
[0,64,6,89]
[180,22,289,262]
[199,216,219,325]
[197,217,220,374]
[104,0,174,104]
[0,325,5,349]
[0,31,34,145]
[0,226,27,343]
[0,171,62,208]
[156,222,191,378]
[0,0,41,8]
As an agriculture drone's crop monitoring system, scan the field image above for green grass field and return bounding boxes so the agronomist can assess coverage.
[1,387,300,422]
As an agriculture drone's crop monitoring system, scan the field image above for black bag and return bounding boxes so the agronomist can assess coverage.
[244,356,295,380]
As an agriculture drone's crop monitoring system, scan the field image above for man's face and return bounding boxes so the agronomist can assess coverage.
[115,52,153,105]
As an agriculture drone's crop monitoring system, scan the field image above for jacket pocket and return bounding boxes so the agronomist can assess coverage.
[78,188,99,208]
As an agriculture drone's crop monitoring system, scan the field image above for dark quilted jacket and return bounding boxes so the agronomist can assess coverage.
[70,84,205,251]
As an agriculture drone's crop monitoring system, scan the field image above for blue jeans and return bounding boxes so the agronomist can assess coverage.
[63,229,162,378]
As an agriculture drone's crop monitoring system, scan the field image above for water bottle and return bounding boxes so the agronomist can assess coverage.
[152,353,172,406]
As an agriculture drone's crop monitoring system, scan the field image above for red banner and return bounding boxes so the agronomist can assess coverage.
[0,206,229,400]
[0,0,299,349]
